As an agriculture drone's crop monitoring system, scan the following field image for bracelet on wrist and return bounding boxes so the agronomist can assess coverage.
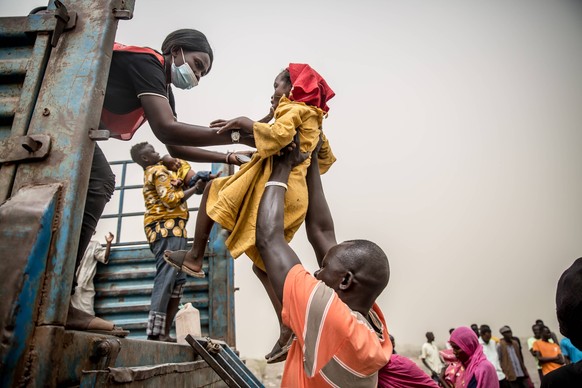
[225,152,233,164]
[264,181,288,191]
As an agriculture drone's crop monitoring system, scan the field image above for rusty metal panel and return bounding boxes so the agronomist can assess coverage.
[58,330,201,384]
[0,0,129,385]
[0,184,61,387]
[81,362,226,388]
[28,327,224,387]
[9,0,123,328]
[0,22,52,201]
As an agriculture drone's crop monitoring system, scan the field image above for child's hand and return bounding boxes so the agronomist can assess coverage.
[314,133,324,155]
[171,178,183,187]
[192,171,223,195]
[211,117,254,134]
[257,108,274,123]
[209,171,223,180]
[105,232,114,243]
[276,135,310,169]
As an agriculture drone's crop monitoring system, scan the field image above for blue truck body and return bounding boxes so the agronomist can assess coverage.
[0,1,239,386]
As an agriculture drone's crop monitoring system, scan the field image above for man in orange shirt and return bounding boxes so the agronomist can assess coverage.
[256,140,392,386]
[533,326,565,376]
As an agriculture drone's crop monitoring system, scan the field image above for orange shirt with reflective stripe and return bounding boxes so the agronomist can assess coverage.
[281,264,392,387]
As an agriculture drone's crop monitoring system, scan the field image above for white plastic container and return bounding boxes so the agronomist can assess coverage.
[175,302,201,344]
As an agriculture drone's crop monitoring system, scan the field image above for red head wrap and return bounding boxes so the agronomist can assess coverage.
[287,63,335,113]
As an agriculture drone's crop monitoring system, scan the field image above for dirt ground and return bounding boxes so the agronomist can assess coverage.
[243,359,285,387]
[243,339,543,387]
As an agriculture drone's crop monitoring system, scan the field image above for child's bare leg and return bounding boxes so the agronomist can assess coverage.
[166,181,214,273]
[252,264,293,360]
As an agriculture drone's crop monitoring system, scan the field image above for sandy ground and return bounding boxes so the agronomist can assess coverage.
[243,339,543,387]
[243,359,285,387]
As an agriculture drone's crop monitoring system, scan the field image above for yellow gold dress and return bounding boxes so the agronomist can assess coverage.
[206,96,335,270]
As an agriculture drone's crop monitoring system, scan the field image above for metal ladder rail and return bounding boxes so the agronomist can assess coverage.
[186,335,264,388]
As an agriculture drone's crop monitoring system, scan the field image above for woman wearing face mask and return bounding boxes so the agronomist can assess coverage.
[68,29,253,336]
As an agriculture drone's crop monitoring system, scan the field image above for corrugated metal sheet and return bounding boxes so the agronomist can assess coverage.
[94,246,212,339]
[94,161,236,343]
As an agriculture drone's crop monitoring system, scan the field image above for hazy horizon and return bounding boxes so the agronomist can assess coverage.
[4,0,582,359]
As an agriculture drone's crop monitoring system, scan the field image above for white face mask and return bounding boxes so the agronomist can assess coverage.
[171,48,198,89]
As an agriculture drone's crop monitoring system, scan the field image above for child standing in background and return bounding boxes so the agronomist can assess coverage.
[164,63,336,359]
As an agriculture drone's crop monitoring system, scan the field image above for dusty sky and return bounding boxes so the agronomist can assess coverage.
[5,0,582,358]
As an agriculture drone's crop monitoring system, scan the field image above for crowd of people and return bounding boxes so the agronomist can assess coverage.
[414,316,582,387]
[64,23,582,387]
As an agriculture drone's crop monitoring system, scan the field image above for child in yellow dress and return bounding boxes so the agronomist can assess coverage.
[164,63,335,358]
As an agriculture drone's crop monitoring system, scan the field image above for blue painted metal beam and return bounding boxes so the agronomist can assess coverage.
[0,0,128,385]
[0,184,61,387]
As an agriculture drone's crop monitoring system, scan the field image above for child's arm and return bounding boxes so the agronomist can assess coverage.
[257,108,274,123]
[317,133,337,174]
[153,170,198,209]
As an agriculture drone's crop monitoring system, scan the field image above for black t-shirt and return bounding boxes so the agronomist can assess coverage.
[541,361,582,388]
[103,50,175,116]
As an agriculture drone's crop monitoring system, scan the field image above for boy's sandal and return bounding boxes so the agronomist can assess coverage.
[163,250,206,278]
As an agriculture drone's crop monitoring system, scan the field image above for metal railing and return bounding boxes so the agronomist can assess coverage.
[101,160,202,247]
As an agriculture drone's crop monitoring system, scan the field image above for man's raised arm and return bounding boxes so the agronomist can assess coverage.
[255,145,308,303]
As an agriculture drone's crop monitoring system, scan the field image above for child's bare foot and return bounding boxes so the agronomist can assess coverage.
[265,325,294,364]
[163,250,205,278]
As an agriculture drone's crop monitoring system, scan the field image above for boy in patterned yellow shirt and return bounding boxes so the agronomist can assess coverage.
[130,142,212,341]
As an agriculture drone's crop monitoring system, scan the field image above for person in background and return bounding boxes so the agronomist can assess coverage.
[528,323,550,380]
[67,231,128,336]
[421,331,444,383]
[480,323,501,344]
[71,232,114,317]
[379,352,439,388]
[390,334,397,354]
[446,328,455,350]
[560,337,582,364]
[440,345,464,388]
[541,257,582,387]
[470,324,480,339]
[532,326,565,376]
[498,325,531,387]
[479,325,508,387]
[447,326,498,388]
[536,319,560,345]
[130,142,215,341]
